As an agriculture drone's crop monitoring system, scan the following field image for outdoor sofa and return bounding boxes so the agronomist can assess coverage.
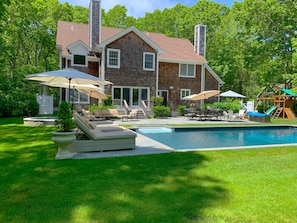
[92,108,122,119]
[69,113,137,153]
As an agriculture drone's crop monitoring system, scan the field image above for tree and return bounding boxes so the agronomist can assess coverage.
[102,5,136,28]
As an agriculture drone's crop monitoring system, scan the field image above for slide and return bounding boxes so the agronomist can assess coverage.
[284,108,296,120]
[265,105,278,115]
[281,88,297,97]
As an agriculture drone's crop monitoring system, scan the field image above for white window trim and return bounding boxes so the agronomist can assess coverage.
[107,49,120,68]
[71,54,87,67]
[67,89,90,104]
[179,64,196,78]
[143,52,155,71]
[180,89,191,100]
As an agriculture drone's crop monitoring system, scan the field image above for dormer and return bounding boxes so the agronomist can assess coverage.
[67,40,91,67]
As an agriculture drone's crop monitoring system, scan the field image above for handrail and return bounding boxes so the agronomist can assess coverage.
[123,100,129,115]
[141,100,148,119]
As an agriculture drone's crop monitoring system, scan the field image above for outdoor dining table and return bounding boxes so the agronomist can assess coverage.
[185,110,224,121]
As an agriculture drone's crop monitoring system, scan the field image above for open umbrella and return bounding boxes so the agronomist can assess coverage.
[220,90,246,98]
[187,90,220,101]
[39,82,107,100]
[27,68,112,101]
[183,94,199,100]
[76,88,107,100]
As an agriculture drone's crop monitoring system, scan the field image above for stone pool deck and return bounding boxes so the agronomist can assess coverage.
[72,117,250,159]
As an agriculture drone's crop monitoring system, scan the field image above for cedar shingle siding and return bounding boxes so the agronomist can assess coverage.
[55,1,224,112]
[105,32,157,96]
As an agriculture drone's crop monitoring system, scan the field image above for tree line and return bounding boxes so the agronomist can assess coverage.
[0,0,296,114]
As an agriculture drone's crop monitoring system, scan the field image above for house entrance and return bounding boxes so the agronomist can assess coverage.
[113,87,149,107]
[158,90,168,106]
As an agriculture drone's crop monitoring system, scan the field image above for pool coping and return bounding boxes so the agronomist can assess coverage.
[73,124,297,159]
[133,124,297,151]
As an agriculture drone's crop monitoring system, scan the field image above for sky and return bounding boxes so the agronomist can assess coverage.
[58,0,242,18]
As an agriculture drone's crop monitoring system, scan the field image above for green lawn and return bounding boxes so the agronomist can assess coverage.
[0,117,296,223]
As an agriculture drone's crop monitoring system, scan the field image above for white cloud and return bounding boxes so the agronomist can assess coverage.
[102,0,178,18]
[59,0,195,18]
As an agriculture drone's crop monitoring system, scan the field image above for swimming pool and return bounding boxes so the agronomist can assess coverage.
[136,126,297,151]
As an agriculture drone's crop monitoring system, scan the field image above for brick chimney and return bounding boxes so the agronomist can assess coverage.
[194,24,206,58]
[89,0,101,49]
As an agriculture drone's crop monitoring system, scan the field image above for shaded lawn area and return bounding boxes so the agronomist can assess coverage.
[0,117,296,223]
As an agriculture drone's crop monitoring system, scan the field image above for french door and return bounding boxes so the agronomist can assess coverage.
[113,87,149,107]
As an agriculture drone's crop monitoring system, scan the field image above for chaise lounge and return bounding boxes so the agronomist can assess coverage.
[69,113,137,153]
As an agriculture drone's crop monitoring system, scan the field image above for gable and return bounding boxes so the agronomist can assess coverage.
[96,26,163,54]
[67,40,91,55]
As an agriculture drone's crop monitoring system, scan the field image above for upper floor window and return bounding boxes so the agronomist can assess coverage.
[143,52,155,71]
[107,49,120,68]
[180,89,191,99]
[179,64,195,77]
[73,54,86,66]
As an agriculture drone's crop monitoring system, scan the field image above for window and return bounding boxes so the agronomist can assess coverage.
[180,89,191,99]
[73,54,86,66]
[69,89,89,104]
[107,49,120,68]
[179,64,195,77]
[143,52,155,71]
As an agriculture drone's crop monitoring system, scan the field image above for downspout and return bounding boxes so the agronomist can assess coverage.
[101,48,106,95]
[101,48,105,80]
[58,48,62,69]
[156,54,159,97]
[200,63,206,108]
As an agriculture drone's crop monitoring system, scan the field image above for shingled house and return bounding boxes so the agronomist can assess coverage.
[56,0,224,113]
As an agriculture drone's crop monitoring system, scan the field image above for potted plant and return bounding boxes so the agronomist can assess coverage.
[52,101,76,160]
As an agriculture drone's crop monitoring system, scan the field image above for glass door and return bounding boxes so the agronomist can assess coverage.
[123,88,130,106]
[132,88,139,106]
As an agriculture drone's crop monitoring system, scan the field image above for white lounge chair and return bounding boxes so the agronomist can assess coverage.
[238,109,245,119]
[69,114,137,153]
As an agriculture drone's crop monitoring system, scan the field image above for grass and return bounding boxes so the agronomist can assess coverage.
[0,117,296,222]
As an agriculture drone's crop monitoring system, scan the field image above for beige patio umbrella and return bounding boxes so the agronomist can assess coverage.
[191,90,220,100]
[27,68,112,101]
[39,82,107,100]
[183,90,220,101]
[183,94,199,100]
[76,88,107,100]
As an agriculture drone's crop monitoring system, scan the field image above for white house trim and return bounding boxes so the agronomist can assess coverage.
[158,58,205,65]
[95,26,164,54]
[66,40,91,53]
[205,64,224,85]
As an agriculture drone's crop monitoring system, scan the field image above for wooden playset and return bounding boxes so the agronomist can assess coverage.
[256,84,297,120]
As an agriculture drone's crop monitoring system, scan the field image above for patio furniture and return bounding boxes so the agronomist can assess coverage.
[69,113,137,153]
[121,109,138,121]
[247,112,271,122]
[93,108,123,120]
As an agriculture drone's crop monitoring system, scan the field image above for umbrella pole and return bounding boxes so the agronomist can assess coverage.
[68,78,72,103]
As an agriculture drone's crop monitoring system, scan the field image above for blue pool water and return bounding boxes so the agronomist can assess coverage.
[136,126,297,150]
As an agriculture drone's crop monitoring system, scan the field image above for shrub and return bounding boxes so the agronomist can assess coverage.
[0,96,39,117]
[102,95,113,106]
[152,106,170,118]
[55,101,75,132]
[177,105,187,116]
[89,104,115,112]
[213,100,242,113]
[151,96,164,106]
[23,99,39,116]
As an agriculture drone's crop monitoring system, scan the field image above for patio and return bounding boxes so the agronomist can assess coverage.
[73,116,251,159]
